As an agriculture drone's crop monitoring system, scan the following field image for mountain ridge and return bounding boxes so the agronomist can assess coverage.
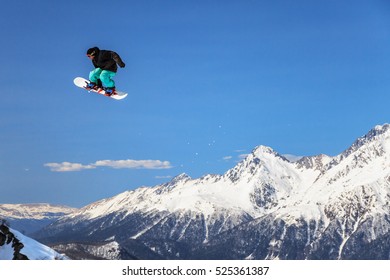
[0,203,77,235]
[22,123,390,259]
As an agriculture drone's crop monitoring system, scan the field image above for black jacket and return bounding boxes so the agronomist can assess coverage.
[90,47,125,73]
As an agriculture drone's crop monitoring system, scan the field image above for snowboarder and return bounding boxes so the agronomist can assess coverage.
[85,47,126,95]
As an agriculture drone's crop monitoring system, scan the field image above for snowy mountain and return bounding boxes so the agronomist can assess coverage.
[33,124,390,259]
[0,222,67,260]
[0,203,76,234]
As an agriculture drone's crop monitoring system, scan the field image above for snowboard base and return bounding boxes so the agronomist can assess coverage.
[73,77,128,100]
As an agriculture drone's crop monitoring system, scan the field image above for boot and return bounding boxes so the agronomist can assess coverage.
[104,87,116,96]
[85,82,98,90]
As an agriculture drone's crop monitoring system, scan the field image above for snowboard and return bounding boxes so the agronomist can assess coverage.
[73,77,128,100]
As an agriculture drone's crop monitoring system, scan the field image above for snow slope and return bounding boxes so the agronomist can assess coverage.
[0,224,67,260]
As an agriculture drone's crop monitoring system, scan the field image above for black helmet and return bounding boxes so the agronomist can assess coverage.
[86,47,99,56]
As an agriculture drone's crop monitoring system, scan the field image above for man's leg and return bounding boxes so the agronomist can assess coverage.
[89,68,103,83]
[99,70,116,88]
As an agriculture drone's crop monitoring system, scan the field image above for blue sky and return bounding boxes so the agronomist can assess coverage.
[1,0,390,207]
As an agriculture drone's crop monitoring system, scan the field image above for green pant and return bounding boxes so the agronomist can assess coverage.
[89,68,116,88]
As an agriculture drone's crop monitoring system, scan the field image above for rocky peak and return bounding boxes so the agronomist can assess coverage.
[296,154,332,171]
[252,145,288,161]
[169,173,192,184]
[0,222,28,260]
[225,145,289,183]
[158,173,192,192]
[325,124,390,171]
[342,124,389,158]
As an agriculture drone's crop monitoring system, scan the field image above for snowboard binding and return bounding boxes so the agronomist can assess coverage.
[84,81,99,91]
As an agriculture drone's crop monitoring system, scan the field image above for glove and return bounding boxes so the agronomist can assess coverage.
[119,62,126,68]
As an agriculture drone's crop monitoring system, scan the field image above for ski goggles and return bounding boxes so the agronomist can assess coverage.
[87,51,96,57]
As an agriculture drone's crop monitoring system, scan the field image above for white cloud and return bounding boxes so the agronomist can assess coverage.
[222,156,233,161]
[45,159,172,172]
[44,162,95,172]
